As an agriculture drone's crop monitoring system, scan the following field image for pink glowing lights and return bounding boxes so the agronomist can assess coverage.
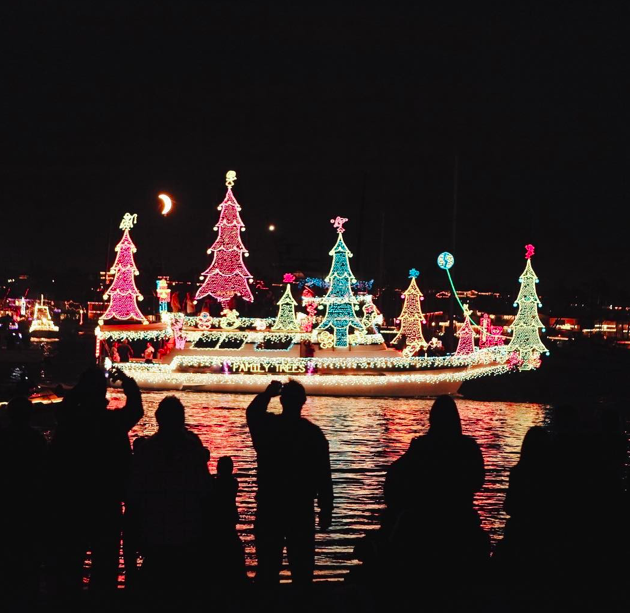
[330,216,348,233]
[479,313,504,348]
[101,213,147,324]
[525,244,535,259]
[195,173,254,305]
[455,305,475,356]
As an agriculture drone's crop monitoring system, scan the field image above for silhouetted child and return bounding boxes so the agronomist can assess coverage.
[215,456,239,527]
[212,456,247,589]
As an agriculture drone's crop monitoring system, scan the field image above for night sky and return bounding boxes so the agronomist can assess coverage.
[1,2,626,298]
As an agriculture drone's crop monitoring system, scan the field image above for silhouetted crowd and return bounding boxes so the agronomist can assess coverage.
[0,369,629,612]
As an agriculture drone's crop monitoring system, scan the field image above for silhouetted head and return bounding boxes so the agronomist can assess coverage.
[520,426,551,465]
[217,455,234,476]
[428,395,462,437]
[280,380,307,418]
[156,396,185,432]
[7,396,33,427]
[76,366,108,407]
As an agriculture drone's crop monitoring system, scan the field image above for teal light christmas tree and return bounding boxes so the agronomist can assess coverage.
[272,274,300,331]
[316,217,364,348]
[508,244,548,369]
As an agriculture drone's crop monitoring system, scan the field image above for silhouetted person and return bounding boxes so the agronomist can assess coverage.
[495,426,554,604]
[117,338,133,362]
[0,397,47,608]
[382,395,488,606]
[47,366,143,601]
[214,456,239,530]
[129,396,212,608]
[247,380,333,588]
[211,456,247,590]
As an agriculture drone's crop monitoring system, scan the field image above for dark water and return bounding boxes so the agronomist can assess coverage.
[109,390,550,581]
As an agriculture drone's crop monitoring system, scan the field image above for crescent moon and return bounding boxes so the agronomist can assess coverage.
[158,193,173,216]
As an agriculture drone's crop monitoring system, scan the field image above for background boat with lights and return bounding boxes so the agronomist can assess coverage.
[95,172,548,397]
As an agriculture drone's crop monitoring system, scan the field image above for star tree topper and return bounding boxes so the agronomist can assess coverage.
[120,212,138,231]
[408,268,420,279]
[525,244,535,259]
[330,216,348,233]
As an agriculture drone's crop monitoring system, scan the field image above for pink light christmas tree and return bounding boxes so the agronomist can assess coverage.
[100,213,147,324]
[455,304,476,356]
[195,171,253,305]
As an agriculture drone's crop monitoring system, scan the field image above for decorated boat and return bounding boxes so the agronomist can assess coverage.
[95,172,548,397]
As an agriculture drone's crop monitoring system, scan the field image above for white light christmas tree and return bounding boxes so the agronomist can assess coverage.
[392,268,427,352]
[508,244,548,369]
[195,171,253,305]
[455,304,475,356]
[316,217,364,348]
[100,213,147,324]
[272,274,300,332]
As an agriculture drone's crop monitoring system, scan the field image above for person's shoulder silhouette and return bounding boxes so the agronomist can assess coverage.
[386,395,484,514]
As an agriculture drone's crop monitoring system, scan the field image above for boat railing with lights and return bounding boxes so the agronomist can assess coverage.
[96,317,513,397]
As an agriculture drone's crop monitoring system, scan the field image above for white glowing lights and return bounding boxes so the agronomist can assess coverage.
[113,362,511,392]
[507,245,548,369]
[29,297,59,333]
[272,282,300,332]
[102,345,509,372]
[392,269,427,353]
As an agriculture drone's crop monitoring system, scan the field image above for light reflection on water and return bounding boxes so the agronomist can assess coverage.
[109,391,550,580]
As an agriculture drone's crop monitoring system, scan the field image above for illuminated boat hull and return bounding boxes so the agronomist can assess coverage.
[99,323,512,398]
[111,364,508,397]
